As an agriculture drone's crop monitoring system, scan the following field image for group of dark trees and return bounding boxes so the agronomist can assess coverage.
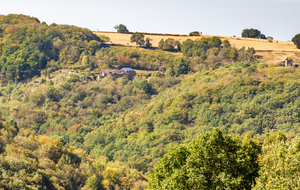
[114,24,129,34]
[242,28,267,39]
[158,38,181,51]
[181,37,255,68]
[189,31,201,36]
[130,32,152,48]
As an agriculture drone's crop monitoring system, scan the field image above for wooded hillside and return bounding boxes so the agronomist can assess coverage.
[0,14,300,189]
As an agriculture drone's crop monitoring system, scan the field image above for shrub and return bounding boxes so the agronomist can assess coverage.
[189,31,201,36]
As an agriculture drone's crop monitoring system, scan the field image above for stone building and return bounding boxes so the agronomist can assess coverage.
[98,68,136,80]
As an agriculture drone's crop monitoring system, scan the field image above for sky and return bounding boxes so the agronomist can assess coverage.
[1,0,299,41]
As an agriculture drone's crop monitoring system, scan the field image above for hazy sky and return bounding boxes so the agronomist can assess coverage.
[1,0,299,41]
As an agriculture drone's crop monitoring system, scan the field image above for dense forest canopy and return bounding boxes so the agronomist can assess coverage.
[0,14,102,81]
[0,14,300,189]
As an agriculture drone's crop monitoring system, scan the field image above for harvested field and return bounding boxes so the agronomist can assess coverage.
[94,32,300,64]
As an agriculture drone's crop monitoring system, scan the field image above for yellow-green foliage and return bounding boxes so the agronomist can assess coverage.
[0,123,147,189]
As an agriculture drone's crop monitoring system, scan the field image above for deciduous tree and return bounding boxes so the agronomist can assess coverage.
[145,37,152,48]
[149,128,261,190]
[253,132,300,189]
[242,28,267,39]
[130,32,145,47]
[292,33,300,49]
[158,39,164,50]
[114,24,129,33]
[177,58,189,74]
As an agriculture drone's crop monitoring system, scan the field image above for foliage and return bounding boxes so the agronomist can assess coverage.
[175,40,181,51]
[148,128,261,189]
[181,37,221,57]
[242,28,267,39]
[158,39,164,50]
[0,14,102,81]
[163,38,175,51]
[4,59,300,180]
[114,24,129,33]
[181,37,255,67]
[292,33,300,49]
[145,37,152,48]
[223,39,231,48]
[253,132,300,189]
[130,32,145,47]
[95,46,185,70]
[189,31,201,36]
[4,14,300,189]
[0,121,147,189]
[165,67,175,77]
[177,58,189,74]
[158,38,180,51]
[97,34,110,42]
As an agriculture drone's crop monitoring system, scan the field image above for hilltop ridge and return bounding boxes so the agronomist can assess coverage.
[94,31,300,64]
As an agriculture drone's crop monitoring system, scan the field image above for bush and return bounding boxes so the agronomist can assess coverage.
[115,24,129,33]
[189,31,201,36]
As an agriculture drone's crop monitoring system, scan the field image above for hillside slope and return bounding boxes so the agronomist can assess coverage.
[2,14,300,189]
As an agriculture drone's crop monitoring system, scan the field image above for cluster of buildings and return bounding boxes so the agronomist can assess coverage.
[98,67,136,81]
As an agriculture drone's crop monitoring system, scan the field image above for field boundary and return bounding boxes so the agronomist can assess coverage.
[94,31,189,37]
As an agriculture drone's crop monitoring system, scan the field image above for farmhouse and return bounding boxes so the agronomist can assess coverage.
[99,67,136,80]
[282,58,293,67]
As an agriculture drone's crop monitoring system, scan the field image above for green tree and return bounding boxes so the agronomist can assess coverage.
[175,40,181,51]
[228,47,238,61]
[163,38,175,51]
[181,39,194,57]
[189,31,201,36]
[158,39,164,50]
[139,79,154,95]
[292,33,300,49]
[210,36,222,48]
[114,24,129,33]
[223,39,231,48]
[177,58,189,74]
[253,132,300,189]
[242,28,267,39]
[148,128,261,190]
[130,32,145,47]
[165,67,175,77]
[145,37,152,48]
[84,175,100,190]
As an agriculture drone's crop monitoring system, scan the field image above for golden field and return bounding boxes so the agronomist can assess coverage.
[94,32,300,64]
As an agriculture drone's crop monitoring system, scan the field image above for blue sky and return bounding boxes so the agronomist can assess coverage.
[1,0,299,41]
